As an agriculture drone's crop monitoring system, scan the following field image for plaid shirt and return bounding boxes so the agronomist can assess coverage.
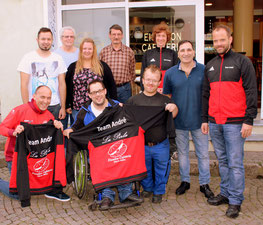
[99,43,135,85]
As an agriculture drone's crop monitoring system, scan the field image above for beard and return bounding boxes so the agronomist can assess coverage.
[39,45,51,51]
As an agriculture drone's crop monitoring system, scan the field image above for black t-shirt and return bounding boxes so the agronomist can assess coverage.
[127,92,173,143]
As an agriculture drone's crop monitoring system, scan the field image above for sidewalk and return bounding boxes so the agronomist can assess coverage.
[0,164,263,224]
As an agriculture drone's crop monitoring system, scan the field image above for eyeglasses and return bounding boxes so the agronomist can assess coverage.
[62,35,75,39]
[89,88,105,96]
[144,79,159,84]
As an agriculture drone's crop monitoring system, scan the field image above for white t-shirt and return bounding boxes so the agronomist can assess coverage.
[17,51,67,106]
[91,102,103,117]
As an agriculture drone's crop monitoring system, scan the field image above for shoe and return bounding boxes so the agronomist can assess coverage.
[126,193,144,203]
[45,192,70,202]
[226,204,241,218]
[152,194,162,203]
[100,197,113,211]
[207,194,229,206]
[141,190,152,198]
[200,184,214,198]
[175,182,190,195]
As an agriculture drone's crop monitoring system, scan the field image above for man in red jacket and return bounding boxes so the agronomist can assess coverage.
[0,85,69,202]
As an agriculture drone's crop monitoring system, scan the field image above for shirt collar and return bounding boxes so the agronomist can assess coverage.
[178,60,197,71]
[110,43,124,52]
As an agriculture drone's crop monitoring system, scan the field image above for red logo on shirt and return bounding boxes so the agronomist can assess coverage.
[108,140,127,158]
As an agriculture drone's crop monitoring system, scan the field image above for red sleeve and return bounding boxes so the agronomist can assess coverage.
[0,107,21,137]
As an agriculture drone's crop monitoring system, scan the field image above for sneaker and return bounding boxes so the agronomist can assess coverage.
[99,197,113,211]
[45,192,70,202]
[226,204,241,218]
[141,190,152,198]
[152,194,162,203]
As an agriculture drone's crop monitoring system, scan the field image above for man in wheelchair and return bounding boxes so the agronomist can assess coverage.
[64,79,143,210]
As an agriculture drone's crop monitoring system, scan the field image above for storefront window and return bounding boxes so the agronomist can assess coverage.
[129,6,195,62]
[62,8,125,53]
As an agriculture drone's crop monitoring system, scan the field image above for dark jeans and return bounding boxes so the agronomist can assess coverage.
[48,104,61,120]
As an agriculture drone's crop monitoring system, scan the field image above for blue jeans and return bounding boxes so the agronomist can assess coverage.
[101,183,132,203]
[48,104,61,120]
[0,161,19,200]
[209,123,245,205]
[176,128,210,185]
[117,82,131,103]
[142,138,170,195]
[71,109,79,122]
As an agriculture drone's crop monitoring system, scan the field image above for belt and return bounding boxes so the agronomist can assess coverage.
[146,142,158,147]
[116,82,129,87]
[146,138,166,147]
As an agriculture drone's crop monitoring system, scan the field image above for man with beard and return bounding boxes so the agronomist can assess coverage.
[18,27,67,120]
[201,24,257,218]
[64,79,143,210]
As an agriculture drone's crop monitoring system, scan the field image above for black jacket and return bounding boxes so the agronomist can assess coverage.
[202,49,257,125]
[140,47,178,89]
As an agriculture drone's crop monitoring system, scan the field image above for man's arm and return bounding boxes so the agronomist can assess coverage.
[20,72,30,103]
[165,103,178,118]
[58,73,66,119]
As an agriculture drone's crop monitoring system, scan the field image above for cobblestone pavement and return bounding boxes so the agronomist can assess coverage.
[0,165,263,225]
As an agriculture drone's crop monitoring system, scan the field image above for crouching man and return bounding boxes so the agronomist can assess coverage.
[0,85,70,203]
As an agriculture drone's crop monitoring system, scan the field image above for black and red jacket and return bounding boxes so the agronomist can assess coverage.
[202,49,257,125]
[9,122,67,207]
[67,104,175,191]
[140,47,178,90]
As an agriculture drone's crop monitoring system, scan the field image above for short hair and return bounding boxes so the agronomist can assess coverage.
[178,40,194,51]
[59,26,76,38]
[37,27,53,38]
[109,24,123,34]
[212,24,232,37]
[152,22,171,43]
[35,85,51,94]
[143,64,162,81]
[87,79,105,93]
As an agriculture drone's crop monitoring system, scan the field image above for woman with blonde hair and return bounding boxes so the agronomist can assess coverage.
[66,38,117,120]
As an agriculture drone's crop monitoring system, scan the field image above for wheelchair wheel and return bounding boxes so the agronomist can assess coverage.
[73,150,89,199]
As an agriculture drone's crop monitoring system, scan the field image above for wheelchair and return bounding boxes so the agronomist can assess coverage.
[72,149,143,211]
[72,150,90,199]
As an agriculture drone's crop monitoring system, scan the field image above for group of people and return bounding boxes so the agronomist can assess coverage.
[0,22,257,219]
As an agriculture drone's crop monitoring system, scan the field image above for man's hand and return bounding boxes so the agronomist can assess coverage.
[13,125,24,136]
[165,103,178,118]
[201,123,209,135]
[66,108,72,114]
[54,120,63,131]
[241,123,253,138]
[63,128,73,139]
[58,107,66,120]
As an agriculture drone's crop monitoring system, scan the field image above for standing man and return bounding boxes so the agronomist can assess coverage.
[18,27,67,120]
[163,40,214,199]
[55,26,79,129]
[127,64,178,203]
[64,79,143,210]
[201,25,257,218]
[99,24,136,103]
[0,86,70,203]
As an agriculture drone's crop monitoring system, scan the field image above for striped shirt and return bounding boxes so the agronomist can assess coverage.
[99,44,135,85]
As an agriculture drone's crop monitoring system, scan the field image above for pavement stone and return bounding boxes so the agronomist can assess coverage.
[0,165,263,224]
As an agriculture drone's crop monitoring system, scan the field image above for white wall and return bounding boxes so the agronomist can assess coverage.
[0,0,44,120]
